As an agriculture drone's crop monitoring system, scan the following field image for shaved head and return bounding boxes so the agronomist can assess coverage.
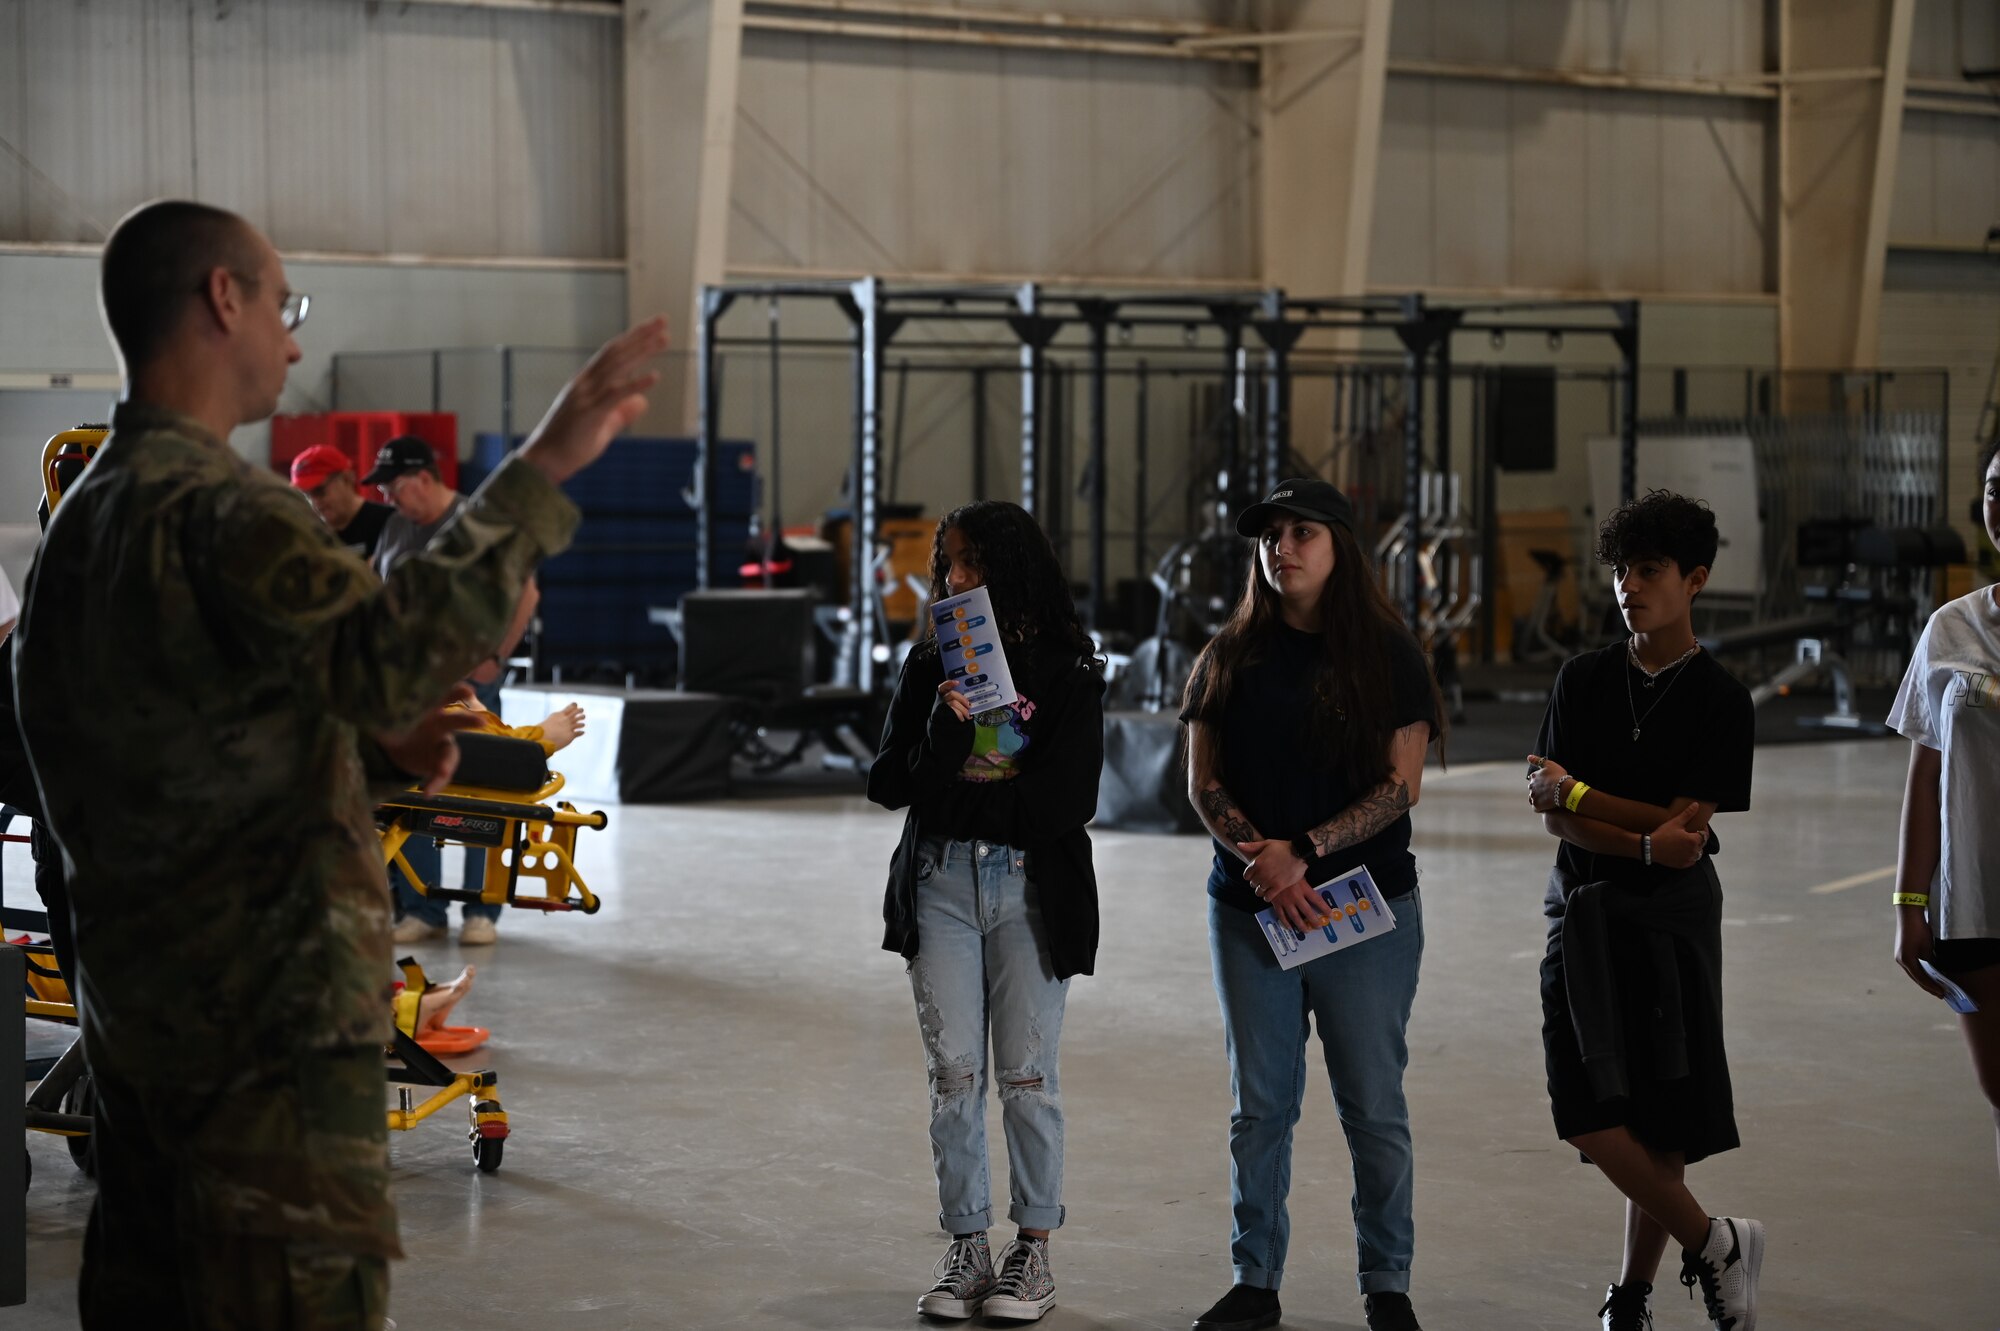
[100,200,264,369]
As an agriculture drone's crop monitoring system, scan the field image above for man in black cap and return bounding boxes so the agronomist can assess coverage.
[367,435,537,945]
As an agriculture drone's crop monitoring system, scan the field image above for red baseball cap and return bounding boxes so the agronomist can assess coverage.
[289,445,355,491]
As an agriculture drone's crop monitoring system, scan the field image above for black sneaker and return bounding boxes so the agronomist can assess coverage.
[1191,1284,1280,1331]
[1598,1281,1654,1331]
[1363,1292,1422,1331]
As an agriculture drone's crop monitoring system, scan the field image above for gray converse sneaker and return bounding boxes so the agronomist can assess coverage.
[1680,1216,1764,1331]
[917,1232,995,1319]
[983,1237,1056,1322]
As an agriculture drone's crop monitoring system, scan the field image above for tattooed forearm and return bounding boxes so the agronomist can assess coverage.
[1197,784,1263,859]
[1302,775,1412,858]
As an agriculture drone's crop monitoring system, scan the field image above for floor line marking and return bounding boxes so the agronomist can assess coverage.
[1425,760,1520,781]
[1807,865,1897,895]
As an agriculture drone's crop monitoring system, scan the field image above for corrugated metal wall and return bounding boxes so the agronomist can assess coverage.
[729,28,1260,280]
[1880,252,1999,528]
[0,0,623,259]
[1893,0,1999,247]
[1372,0,1772,295]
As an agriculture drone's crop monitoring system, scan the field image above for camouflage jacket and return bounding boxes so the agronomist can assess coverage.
[12,401,578,1090]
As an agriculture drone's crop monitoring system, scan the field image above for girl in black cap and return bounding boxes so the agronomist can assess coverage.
[1179,479,1444,1331]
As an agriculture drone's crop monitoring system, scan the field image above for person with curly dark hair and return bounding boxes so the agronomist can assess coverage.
[1177,479,1444,1331]
[1522,489,1764,1331]
[1885,437,2000,1180]
[867,500,1106,1324]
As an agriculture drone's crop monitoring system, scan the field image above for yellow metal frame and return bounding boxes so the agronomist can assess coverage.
[377,771,609,914]
[385,956,508,1160]
[371,776,607,1166]
[42,426,106,510]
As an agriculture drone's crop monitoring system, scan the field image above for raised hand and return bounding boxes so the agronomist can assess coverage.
[519,317,672,485]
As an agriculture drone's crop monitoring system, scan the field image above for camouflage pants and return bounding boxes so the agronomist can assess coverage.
[79,1046,399,1330]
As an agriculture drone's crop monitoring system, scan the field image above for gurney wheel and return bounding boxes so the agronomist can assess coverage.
[472,1136,503,1173]
[61,1074,97,1177]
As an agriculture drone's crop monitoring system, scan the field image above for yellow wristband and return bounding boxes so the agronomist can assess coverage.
[1891,892,1930,907]
[1563,779,1592,813]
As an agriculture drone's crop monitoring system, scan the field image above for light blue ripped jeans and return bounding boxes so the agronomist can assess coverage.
[909,836,1070,1234]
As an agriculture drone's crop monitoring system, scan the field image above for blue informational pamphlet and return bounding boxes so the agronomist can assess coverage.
[1921,959,1979,1014]
[930,586,1018,713]
[1254,865,1397,970]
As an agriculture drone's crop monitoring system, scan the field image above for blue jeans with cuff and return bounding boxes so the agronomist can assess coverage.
[390,835,502,927]
[909,836,1070,1234]
[1207,872,1424,1294]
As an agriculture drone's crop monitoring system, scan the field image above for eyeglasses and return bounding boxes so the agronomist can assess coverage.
[210,271,309,332]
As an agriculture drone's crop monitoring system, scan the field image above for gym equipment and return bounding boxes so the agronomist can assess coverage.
[1376,471,1482,721]
[671,589,878,774]
[1513,548,1575,664]
[1700,520,1966,732]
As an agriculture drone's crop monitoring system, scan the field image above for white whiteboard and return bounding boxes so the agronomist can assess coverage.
[1585,434,1763,597]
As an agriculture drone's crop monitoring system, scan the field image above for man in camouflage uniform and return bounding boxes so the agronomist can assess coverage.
[10,199,666,1329]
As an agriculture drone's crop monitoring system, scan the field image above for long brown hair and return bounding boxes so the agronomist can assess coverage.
[1182,521,1445,791]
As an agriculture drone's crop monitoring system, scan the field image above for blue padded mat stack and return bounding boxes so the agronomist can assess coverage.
[467,434,757,675]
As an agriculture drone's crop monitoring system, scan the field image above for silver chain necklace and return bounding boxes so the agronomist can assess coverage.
[1625,640,1700,742]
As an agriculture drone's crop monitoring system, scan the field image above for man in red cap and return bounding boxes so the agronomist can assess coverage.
[291,443,394,560]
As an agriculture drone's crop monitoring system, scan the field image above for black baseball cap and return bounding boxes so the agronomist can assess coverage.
[359,435,438,486]
[1235,478,1356,537]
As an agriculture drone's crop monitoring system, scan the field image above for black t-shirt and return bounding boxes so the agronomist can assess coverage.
[1183,624,1437,911]
[337,501,394,561]
[1535,644,1754,888]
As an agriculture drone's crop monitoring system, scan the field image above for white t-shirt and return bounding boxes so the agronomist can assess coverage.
[1886,588,2000,940]
[0,567,19,631]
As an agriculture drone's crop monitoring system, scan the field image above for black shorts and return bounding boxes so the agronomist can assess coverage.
[1932,937,2000,976]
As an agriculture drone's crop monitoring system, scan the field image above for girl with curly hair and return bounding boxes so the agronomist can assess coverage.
[1178,478,1444,1331]
[867,500,1106,1324]
[1524,490,1764,1331]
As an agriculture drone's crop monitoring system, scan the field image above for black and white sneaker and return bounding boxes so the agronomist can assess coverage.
[1680,1216,1764,1331]
[918,1232,995,1319]
[1598,1280,1653,1331]
[1363,1291,1422,1331]
[983,1237,1056,1322]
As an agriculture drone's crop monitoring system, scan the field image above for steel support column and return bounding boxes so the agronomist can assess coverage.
[1076,299,1118,629]
[1007,283,1064,518]
[1254,291,1305,492]
[692,287,734,590]
[1613,300,1641,505]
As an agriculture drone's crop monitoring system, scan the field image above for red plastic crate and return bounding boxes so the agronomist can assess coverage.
[270,412,458,498]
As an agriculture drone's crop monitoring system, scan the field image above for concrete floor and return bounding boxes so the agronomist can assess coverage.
[14,738,2000,1329]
